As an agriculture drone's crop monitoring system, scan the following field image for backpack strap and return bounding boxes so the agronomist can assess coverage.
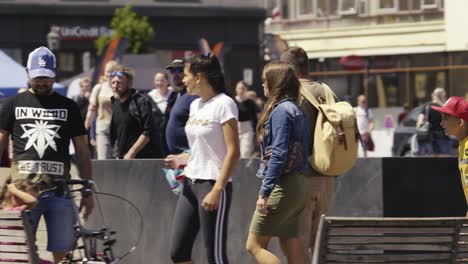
[300,82,337,109]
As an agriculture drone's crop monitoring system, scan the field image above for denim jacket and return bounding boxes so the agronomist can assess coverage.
[257,98,309,197]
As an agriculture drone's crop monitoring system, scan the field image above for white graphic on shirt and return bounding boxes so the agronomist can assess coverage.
[38,57,46,67]
[20,120,61,158]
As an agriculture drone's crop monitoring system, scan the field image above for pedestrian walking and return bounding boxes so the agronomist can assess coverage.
[354,95,375,157]
[165,59,198,155]
[0,46,94,263]
[109,67,160,159]
[85,60,118,159]
[234,81,258,158]
[148,72,177,156]
[280,46,335,260]
[246,61,308,264]
[165,54,240,263]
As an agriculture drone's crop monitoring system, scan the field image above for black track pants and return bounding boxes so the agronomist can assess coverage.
[169,179,232,263]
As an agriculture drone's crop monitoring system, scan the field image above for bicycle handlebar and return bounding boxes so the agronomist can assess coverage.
[51,178,94,186]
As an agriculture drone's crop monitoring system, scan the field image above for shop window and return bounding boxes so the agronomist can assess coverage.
[317,0,339,16]
[266,0,288,19]
[298,0,314,17]
[377,0,398,14]
[339,0,358,15]
[453,52,468,65]
[410,53,447,67]
[154,0,200,2]
[399,0,421,11]
[58,52,75,72]
[421,0,438,9]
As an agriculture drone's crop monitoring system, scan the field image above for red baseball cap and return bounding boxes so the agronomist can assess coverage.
[431,96,468,121]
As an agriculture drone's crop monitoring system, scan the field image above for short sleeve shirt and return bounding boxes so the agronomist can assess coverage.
[458,136,468,205]
[0,91,86,180]
[89,81,113,129]
[185,93,238,181]
[355,106,374,134]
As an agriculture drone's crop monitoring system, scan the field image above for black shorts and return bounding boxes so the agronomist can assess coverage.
[169,178,232,263]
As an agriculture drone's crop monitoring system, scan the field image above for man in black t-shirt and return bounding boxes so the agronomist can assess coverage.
[0,46,94,263]
[109,67,158,159]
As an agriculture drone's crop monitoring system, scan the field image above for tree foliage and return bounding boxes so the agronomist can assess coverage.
[95,4,155,55]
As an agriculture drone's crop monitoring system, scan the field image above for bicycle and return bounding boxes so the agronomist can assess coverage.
[50,179,142,264]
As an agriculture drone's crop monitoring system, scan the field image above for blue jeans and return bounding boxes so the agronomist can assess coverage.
[418,138,452,156]
[30,191,77,252]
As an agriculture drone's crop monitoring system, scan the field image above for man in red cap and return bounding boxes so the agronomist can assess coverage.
[431,96,468,210]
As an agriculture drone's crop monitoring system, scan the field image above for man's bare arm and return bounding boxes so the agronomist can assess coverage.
[0,129,10,163]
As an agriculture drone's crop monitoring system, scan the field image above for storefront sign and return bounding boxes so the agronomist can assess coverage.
[339,55,366,70]
[53,26,113,40]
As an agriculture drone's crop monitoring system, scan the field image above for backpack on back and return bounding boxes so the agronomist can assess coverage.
[301,83,359,176]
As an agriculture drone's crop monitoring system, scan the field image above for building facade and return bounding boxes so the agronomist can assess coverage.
[265,0,468,107]
[0,0,265,90]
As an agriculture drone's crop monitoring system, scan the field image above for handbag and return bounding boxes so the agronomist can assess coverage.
[363,132,374,151]
[416,104,431,142]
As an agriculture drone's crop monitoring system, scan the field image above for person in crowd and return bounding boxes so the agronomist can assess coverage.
[246,61,308,264]
[234,81,258,158]
[0,177,54,264]
[430,97,468,211]
[355,95,375,157]
[109,67,159,159]
[148,72,177,156]
[72,77,94,157]
[416,87,452,156]
[279,46,333,260]
[165,59,198,155]
[0,46,94,263]
[165,54,240,263]
[85,60,118,160]
[73,77,92,122]
[0,177,38,211]
[398,103,411,124]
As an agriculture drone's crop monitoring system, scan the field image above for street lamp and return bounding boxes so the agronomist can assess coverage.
[47,26,61,51]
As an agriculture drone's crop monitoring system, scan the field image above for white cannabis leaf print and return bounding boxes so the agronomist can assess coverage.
[20,120,61,158]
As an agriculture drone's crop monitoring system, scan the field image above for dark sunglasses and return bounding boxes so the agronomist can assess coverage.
[169,68,183,74]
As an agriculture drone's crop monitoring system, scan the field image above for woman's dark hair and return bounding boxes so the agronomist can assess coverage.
[187,54,226,94]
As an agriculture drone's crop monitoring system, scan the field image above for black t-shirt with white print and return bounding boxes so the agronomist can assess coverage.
[0,91,86,179]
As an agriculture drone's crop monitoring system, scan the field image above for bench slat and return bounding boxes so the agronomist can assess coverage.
[329,227,455,236]
[0,212,22,220]
[0,252,29,261]
[326,253,451,262]
[329,236,454,244]
[0,244,28,252]
[0,220,23,227]
[0,229,26,237]
[328,243,453,252]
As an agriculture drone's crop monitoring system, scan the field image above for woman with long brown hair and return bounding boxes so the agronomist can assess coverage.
[246,61,309,264]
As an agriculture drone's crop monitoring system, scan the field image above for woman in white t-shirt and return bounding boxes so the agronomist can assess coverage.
[165,54,240,264]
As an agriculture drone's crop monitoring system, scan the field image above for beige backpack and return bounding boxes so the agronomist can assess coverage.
[301,83,359,176]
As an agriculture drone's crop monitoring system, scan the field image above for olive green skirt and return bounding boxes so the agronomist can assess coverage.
[249,172,308,238]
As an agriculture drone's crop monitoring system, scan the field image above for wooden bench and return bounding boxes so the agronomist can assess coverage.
[312,215,468,264]
[0,211,39,264]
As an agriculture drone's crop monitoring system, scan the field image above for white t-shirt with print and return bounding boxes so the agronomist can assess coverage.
[185,93,238,181]
[354,106,373,134]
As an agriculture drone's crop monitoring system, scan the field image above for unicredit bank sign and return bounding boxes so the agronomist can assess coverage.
[55,26,114,40]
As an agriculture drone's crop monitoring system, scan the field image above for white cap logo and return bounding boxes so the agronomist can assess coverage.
[38,56,47,67]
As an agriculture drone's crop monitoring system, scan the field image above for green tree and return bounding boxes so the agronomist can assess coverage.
[95,4,155,55]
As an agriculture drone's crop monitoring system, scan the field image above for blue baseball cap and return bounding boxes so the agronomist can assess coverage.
[27,46,56,79]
